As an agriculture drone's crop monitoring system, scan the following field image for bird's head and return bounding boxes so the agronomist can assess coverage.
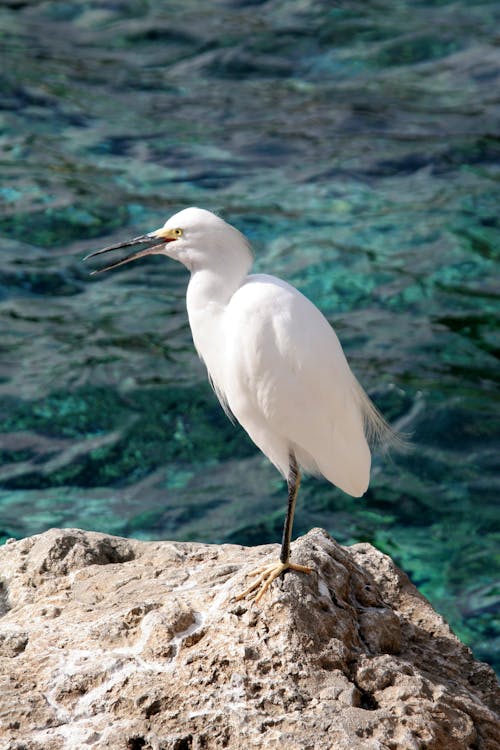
[85,207,252,276]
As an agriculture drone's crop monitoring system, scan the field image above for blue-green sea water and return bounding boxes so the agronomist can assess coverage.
[0,1,499,672]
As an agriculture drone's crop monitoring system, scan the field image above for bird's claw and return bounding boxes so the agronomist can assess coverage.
[234,559,313,604]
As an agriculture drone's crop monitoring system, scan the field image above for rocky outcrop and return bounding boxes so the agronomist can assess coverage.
[0,527,498,750]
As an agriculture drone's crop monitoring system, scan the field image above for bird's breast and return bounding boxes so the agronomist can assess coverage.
[186,297,227,389]
[185,268,250,396]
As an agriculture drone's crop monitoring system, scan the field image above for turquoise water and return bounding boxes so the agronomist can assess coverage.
[0,1,498,672]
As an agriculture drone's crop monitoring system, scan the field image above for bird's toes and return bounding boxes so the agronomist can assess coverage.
[234,560,285,603]
[234,559,313,604]
[288,562,313,574]
[234,569,268,601]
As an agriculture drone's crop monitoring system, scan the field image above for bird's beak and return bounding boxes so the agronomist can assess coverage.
[84,227,179,275]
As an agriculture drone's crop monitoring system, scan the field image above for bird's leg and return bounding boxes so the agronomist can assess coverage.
[235,452,312,603]
[280,451,300,566]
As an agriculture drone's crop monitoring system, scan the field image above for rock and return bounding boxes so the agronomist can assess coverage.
[0,527,498,750]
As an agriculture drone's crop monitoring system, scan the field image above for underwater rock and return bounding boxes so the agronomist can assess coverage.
[0,527,498,750]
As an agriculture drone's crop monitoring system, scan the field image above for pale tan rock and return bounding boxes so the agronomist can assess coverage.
[0,527,498,750]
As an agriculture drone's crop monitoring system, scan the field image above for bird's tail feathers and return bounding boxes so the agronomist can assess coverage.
[352,378,410,452]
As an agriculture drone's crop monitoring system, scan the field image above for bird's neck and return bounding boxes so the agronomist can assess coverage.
[185,265,248,382]
[187,266,243,309]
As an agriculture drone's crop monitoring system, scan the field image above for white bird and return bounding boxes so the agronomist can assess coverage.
[85,207,393,602]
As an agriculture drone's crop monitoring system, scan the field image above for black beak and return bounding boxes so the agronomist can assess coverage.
[84,234,165,275]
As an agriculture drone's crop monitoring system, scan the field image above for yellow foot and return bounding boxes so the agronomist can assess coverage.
[234,560,313,604]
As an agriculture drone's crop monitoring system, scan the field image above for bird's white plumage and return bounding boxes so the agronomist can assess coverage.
[86,206,396,601]
[221,274,370,495]
[153,207,379,497]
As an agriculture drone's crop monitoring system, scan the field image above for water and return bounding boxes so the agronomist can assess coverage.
[0,1,499,672]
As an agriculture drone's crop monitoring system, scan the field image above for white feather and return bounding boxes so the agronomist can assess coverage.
[159,208,397,498]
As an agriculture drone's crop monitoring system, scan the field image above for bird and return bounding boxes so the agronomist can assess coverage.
[85,207,394,603]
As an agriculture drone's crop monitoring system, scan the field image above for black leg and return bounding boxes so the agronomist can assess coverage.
[280,452,301,565]
[234,451,311,602]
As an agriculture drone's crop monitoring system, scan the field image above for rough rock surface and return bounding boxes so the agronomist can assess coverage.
[0,528,498,750]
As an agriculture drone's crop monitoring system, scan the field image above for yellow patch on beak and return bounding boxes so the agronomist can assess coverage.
[150,227,183,241]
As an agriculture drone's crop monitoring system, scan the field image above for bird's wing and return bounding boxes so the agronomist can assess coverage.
[222,274,372,496]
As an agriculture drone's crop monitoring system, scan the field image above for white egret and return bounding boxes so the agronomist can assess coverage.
[85,207,394,603]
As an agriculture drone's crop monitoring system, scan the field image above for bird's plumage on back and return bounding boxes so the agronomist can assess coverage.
[87,206,396,602]
[220,274,371,496]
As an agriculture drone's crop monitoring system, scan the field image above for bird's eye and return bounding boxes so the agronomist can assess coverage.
[173,228,183,237]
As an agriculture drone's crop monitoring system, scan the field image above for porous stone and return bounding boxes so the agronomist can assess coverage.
[0,527,498,749]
